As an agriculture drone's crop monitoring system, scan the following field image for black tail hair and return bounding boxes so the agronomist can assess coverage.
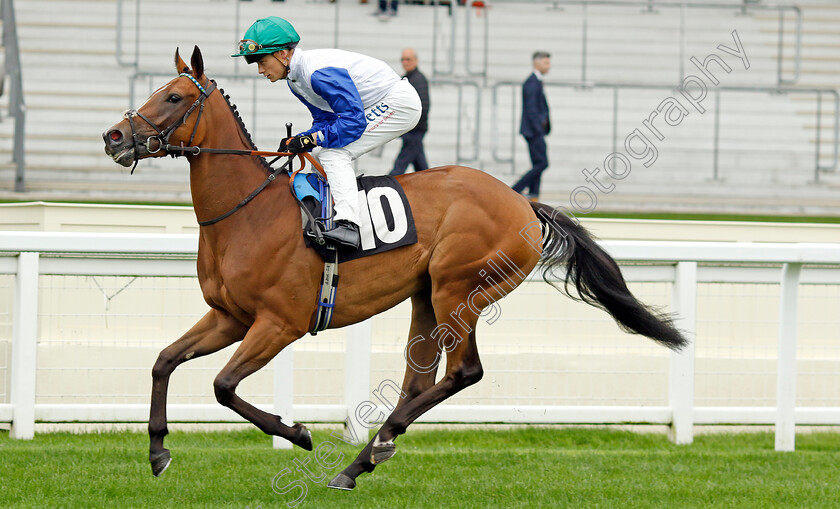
[530,202,688,351]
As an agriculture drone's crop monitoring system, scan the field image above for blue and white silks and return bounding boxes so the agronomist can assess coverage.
[285,48,421,226]
[287,48,401,148]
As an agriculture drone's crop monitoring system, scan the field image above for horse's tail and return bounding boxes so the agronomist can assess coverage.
[530,202,687,351]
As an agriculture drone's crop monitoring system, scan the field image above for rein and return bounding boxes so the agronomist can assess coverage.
[196,151,323,227]
[198,157,292,226]
[125,73,326,227]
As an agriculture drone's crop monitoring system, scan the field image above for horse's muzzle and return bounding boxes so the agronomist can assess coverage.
[103,123,136,167]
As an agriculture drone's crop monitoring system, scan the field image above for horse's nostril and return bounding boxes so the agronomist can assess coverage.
[108,130,123,142]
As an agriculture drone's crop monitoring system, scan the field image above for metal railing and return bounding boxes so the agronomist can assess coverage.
[464,1,488,84]
[431,78,482,163]
[117,0,344,71]
[115,0,139,68]
[431,0,459,77]
[114,0,803,87]
[492,80,839,182]
[460,0,802,86]
[352,78,482,166]
[2,0,25,192]
[131,72,482,167]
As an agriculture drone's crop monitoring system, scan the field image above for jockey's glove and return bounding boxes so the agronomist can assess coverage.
[283,134,318,154]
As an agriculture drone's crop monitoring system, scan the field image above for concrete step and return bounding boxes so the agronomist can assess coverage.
[0,184,192,203]
[7,0,839,213]
[11,163,190,184]
[25,91,130,111]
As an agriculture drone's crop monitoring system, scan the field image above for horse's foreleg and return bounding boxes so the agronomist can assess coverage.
[149,309,248,476]
[329,289,441,490]
[212,318,312,450]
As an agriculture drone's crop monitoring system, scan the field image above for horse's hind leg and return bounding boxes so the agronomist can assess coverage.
[373,286,484,451]
[149,309,248,476]
[212,318,313,450]
[329,289,442,490]
[329,287,482,490]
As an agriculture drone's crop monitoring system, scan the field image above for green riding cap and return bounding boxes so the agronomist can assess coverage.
[232,16,300,61]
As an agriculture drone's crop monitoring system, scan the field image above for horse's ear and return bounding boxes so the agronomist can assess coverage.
[174,48,189,74]
[190,46,205,79]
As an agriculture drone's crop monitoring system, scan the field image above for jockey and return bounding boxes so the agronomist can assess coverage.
[232,17,422,248]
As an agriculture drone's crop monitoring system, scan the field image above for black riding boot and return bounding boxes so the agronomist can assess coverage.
[323,220,361,248]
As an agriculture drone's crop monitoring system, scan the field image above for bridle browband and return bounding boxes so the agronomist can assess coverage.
[124,72,312,227]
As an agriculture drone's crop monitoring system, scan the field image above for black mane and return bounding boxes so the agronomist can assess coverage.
[216,83,274,173]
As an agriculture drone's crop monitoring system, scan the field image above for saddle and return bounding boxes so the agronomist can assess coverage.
[291,171,418,263]
[290,168,417,334]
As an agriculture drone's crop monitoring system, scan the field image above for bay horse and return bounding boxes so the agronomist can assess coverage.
[102,47,686,490]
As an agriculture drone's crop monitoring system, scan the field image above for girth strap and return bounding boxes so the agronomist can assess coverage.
[310,180,338,334]
[311,246,339,335]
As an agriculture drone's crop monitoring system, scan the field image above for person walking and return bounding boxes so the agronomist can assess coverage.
[390,48,430,176]
[376,0,398,18]
[511,51,551,201]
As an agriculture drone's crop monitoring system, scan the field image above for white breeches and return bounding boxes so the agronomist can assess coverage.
[313,78,421,224]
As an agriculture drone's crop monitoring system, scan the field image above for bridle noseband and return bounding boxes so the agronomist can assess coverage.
[124,73,217,172]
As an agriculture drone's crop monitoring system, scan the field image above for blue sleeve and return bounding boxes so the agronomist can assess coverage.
[308,67,367,148]
[288,85,337,137]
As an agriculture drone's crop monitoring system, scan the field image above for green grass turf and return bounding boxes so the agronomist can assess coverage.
[1,427,839,508]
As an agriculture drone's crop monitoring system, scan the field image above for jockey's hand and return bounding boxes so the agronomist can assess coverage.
[282,134,318,154]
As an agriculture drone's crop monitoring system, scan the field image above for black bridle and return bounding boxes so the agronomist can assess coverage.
[124,73,220,172]
[124,73,297,227]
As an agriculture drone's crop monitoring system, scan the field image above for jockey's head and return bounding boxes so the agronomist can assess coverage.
[232,16,300,65]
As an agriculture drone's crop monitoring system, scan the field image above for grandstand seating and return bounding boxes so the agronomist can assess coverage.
[0,0,838,214]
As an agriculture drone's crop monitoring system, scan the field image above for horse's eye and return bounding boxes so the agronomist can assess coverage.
[167,94,181,103]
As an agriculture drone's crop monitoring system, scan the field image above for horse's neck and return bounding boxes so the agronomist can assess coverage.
[188,97,294,228]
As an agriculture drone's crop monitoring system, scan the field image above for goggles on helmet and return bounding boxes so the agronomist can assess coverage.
[237,39,287,55]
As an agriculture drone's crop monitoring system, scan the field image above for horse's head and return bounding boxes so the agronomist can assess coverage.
[103,46,214,167]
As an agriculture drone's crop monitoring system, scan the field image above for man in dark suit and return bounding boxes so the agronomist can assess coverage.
[390,48,430,175]
[512,51,551,200]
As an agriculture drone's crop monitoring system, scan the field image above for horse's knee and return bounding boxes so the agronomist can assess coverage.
[213,374,238,405]
[151,351,176,380]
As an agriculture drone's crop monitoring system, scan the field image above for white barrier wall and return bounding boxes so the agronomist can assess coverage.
[1,230,839,452]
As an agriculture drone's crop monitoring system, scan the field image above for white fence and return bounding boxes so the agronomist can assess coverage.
[1,232,840,452]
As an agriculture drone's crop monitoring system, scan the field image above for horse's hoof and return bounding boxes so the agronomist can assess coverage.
[292,423,313,451]
[150,450,171,477]
[371,434,396,464]
[327,472,356,491]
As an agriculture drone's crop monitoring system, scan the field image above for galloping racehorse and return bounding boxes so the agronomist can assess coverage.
[103,47,686,490]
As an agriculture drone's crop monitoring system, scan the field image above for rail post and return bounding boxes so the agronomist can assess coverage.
[272,345,294,450]
[344,319,373,445]
[10,252,39,439]
[775,262,801,452]
[668,261,697,444]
